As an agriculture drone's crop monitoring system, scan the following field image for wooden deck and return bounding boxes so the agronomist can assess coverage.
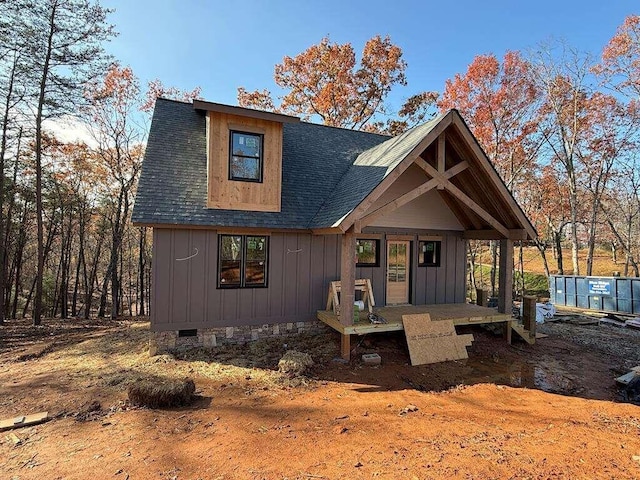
[317,303,513,335]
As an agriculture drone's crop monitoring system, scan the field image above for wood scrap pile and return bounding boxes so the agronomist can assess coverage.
[548,311,640,330]
[615,366,640,403]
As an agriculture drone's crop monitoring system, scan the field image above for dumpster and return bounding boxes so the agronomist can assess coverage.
[550,275,640,314]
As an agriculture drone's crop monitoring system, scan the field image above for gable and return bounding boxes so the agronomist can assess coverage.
[365,165,463,230]
[330,111,536,240]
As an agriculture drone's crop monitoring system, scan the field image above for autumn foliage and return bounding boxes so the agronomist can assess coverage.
[238,35,408,130]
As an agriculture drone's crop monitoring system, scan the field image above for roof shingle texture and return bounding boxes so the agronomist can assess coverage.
[132,99,407,229]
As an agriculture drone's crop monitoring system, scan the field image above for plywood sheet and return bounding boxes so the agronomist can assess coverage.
[402,313,473,365]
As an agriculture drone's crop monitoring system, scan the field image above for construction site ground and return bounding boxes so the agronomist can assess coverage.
[1,316,639,480]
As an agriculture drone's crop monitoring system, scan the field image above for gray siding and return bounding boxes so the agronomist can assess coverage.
[151,228,467,331]
[357,228,467,307]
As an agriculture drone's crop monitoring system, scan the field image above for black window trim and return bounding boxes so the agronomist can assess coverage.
[356,238,381,267]
[229,130,264,183]
[217,234,269,289]
[418,240,441,267]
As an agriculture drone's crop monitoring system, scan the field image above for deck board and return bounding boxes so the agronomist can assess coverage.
[317,303,512,335]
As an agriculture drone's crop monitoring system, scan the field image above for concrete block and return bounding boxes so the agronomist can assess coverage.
[362,353,381,365]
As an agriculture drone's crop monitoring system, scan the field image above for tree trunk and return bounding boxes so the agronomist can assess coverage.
[585,199,600,277]
[518,242,525,296]
[85,233,103,319]
[554,230,564,275]
[23,217,58,318]
[3,129,23,319]
[98,256,113,318]
[490,241,498,297]
[0,55,19,326]
[72,207,86,317]
[467,242,477,301]
[568,182,580,276]
[33,3,57,326]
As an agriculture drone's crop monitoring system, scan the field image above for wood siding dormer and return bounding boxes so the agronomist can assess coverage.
[194,100,299,213]
[207,111,282,212]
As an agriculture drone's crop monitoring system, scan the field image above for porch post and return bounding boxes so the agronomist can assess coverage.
[498,238,514,314]
[339,229,356,360]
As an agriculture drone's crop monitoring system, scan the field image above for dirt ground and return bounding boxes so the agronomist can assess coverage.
[1,316,640,480]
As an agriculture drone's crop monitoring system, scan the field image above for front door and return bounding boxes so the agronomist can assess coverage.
[386,240,410,305]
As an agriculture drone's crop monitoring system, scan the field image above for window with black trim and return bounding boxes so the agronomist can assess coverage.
[356,239,380,267]
[229,131,263,182]
[418,240,441,267]
[218,235,268,288]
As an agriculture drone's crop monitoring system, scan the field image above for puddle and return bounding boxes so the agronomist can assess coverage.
[462,358,578,395]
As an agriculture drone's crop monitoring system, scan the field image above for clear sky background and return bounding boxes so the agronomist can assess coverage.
[105,0,635,113]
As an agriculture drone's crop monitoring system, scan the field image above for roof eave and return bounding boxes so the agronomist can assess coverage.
[193,100,300,123]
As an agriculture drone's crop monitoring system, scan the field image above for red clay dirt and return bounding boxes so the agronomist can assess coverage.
[1,317,639,479]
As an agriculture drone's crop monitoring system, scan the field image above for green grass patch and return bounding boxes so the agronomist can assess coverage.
[470,264,550,299]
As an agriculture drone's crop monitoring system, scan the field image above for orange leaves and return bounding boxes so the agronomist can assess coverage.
[238,35,407,130]
[237,87,277,112]
[275,36,359,124]
[439,51,540,188]
[596,15,640,97]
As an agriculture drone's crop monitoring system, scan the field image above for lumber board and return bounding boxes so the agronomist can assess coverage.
[511,324,535,345]
[0,411,49,432]
[625,319,640,330]
[615,371,639,386]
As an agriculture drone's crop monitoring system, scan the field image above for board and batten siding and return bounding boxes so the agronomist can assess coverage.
[152,229,340,331]
[151,228,466,332]
[356,229,467,306]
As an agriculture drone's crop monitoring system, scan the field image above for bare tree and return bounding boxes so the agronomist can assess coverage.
[16,0,113,325]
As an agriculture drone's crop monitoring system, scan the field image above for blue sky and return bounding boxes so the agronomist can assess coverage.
[105,0,636,113]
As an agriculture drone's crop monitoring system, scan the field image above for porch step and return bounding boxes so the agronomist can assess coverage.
[511,323,535,345]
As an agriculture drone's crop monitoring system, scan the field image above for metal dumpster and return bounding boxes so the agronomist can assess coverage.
[550,275,640,314]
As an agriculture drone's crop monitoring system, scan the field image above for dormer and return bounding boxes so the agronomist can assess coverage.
[194,100,299,212]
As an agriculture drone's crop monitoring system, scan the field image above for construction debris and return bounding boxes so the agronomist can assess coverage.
[625,318,640,330]
[402,313,473,366]
[615,366,640,386]
[362,353,381,365]
[0,411,49,432]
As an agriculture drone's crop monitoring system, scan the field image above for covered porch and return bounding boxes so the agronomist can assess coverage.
[317,303,513,358]
[312,110,537,360]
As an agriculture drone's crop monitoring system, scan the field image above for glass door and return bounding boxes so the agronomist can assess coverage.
[386,240,410,304]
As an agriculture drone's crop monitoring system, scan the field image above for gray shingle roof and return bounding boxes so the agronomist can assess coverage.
[309,113,447,228]
[132,99,391,229]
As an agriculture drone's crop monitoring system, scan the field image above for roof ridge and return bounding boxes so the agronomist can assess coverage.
[297,120,392,139]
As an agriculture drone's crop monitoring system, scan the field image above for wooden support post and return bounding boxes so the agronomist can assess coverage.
[503,320,512,344]
[522,295,537,339]
[476,288,488,307]
[341,334,351,360]
[339,230,356,327]
[498,238,514,314]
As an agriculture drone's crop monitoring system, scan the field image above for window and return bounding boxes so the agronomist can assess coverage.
[418,240,441,267]
[218,235,268,288]
[229,131,263,182]
[178,329,197,337]
[356,239,380,267]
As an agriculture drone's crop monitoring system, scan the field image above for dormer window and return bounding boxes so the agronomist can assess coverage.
[230,130,263,182]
